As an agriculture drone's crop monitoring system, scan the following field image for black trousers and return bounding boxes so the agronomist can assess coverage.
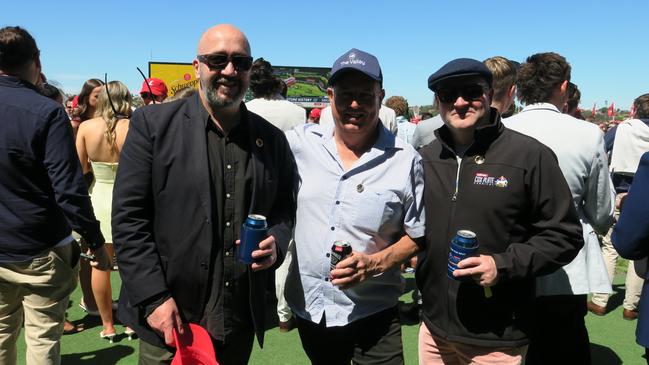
[296,306,404,365]
[138,328,254,365]
[526,294,590,365]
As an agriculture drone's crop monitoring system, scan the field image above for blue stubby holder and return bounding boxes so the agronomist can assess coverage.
[447,230,479,281]
[238,214,268,264]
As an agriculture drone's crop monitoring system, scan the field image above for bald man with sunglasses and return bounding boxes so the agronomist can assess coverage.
[113,24,297,365]
[416,58,583,364]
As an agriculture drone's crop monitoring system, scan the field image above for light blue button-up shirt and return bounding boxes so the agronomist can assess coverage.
[284,122,425,327]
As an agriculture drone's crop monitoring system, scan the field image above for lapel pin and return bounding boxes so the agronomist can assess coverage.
[356,184,364,193]
[256,138,263,147]
[475,155,485,164]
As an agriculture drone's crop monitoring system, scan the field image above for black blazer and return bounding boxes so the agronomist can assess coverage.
[112,95,297,348]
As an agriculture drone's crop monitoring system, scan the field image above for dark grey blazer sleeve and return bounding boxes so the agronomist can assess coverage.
[112,109,169,306]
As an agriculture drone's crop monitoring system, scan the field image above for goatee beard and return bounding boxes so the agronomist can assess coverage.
[202,77,241,109]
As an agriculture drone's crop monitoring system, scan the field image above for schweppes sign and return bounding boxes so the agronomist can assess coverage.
[148,62,198,97]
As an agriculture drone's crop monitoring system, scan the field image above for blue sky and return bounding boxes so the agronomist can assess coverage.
[2,0,646,110]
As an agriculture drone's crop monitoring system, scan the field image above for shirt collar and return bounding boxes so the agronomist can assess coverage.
[198,97,250,133]
[0,74,41,93]
[521,102,561,113]
[396,115,409,124]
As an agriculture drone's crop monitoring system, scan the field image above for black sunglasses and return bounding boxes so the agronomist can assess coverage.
[197,54,253,71]
[436,84,486,103]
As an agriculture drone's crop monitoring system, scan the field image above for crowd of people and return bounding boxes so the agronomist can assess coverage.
[2,23,649,365]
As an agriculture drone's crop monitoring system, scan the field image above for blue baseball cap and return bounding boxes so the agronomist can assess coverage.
[428,58,493,92]
[328,48,382,86]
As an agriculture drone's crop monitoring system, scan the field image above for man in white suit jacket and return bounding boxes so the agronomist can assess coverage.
[504,52,615,365]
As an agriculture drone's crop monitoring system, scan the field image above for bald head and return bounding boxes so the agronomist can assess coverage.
[193,24,252,116]
[197,24,251,56]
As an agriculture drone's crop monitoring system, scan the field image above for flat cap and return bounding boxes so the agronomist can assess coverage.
[328,48,382,86]
[427,58,493,92]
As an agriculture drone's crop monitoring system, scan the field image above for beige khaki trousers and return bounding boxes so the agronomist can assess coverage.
[591,220,643,311]
[0,243,79,365]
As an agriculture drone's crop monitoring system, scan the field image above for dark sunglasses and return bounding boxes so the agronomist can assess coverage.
[197,54,253,71]
[140,92,152,99]
[436,84,486,103]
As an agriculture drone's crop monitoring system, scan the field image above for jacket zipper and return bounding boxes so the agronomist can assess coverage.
[444,155,462,336]
[452,156,462,201]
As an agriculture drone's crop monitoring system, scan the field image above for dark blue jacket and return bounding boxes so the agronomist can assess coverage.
[612,151,649,348]
[0,75,103,262]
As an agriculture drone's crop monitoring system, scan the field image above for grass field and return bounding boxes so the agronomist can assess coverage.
[13,264,646,364]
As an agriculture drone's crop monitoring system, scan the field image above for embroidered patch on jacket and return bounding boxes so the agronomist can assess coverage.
[495,176,508,188]
[474,173,508,188]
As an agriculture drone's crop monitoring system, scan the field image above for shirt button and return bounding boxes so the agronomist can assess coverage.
[226,193,231,199]
[225,251,230,256]
[225,281,230,287]
[226,164,232,170]
[330,227,335,231]
[335,201,340,205]
[200,262,208,269]
[326,253,330,257]
[226,221,231,227]
[325,277,330,281]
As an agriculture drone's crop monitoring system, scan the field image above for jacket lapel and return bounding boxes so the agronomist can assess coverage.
[246,110,264,215]
[188,95,212,220]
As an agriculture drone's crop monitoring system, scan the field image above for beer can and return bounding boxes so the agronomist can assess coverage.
[330,240,352,272]
[447,230,479,280]
[238,214,268,264]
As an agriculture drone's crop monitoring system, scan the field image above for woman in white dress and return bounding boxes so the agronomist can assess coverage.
[76,80,131,342]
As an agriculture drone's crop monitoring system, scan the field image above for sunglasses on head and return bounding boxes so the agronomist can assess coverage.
[197,53,253,72]
[436,84,487,103]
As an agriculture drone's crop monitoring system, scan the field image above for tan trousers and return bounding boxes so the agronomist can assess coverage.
[275,239,294,322]
[0,243,79,365]
[418,324,527,365]
[591,222,643,310]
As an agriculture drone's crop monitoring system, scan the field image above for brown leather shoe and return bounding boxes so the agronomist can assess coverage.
[623,308,638,320]
[587,300,606,316]
[278,317,296,333]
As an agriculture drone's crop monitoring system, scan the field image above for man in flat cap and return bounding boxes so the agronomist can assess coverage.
[416,58,583,364]
[284,48,425,365]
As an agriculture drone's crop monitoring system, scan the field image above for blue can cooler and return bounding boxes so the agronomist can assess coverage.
[447,230,479,280]
[238,214,268,264]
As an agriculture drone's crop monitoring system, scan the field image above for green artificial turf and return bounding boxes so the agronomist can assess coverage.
[13,262,646,364]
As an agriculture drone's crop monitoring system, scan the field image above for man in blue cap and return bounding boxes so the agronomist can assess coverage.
[284,48,426,364]
[416,58,583,364]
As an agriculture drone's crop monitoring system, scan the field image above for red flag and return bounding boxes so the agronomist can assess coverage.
[608,102,615,118]
[592,103,597,117]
